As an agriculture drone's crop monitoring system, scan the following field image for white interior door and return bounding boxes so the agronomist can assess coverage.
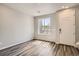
[58,9,75,46]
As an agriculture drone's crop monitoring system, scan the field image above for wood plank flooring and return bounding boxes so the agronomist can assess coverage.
[0,39,79,56]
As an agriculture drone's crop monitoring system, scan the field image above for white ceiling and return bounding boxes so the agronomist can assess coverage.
[4,3,78,16]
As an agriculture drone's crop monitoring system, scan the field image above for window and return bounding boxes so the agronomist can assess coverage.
[38,17,50,35]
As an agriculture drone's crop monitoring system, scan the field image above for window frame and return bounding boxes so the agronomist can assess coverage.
[38,16,51,35]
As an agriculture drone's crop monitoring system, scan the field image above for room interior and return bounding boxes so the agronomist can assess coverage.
[0,3,79,56]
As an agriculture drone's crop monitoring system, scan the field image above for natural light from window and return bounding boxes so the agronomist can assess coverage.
[38,17,50,35]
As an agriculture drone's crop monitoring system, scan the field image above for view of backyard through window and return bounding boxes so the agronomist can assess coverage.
[38,17,50,34]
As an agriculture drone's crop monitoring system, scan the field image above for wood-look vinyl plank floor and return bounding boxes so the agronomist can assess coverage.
[0,39,79,56]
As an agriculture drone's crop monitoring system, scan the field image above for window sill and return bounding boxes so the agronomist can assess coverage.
[38,33,51,35]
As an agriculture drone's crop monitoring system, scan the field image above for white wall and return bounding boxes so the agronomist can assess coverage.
[0,4,34,50]
[75,7,79,43]
[34,14,59,43]
[75,6,79,47]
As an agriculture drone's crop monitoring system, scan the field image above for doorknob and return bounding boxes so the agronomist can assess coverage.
[59,28,61,33]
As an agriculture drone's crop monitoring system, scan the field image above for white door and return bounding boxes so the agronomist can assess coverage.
[58,9,75,46]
